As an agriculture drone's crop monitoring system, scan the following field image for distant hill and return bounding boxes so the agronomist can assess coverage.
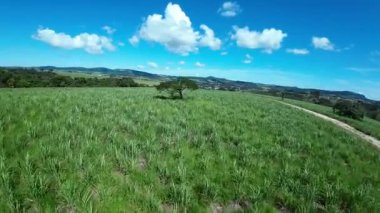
[38,66,167,80]
[4,66,374,102]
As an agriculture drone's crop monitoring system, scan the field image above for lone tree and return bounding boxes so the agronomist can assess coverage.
[156,77,198,99]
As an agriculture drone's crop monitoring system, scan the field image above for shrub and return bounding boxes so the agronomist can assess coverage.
[318,97,334,107]
[376,113,380,122]
[117,77,139,87]
[310,90,321,103]
[333,100,364,120]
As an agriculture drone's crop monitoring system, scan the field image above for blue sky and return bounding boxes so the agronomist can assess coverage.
[1,0,380,100]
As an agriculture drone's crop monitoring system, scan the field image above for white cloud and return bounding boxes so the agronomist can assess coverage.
[245,54,253,60]
[231,26,287,53]
[199,24,222,50]
[286,48,309,55]
[118,42,125,46]
[33,28,115,54]
[165,66,170,70]
[312,36,334,51]
[195,62,205,67]
[221,51,228,56]
[137,65,145,69]
[102,25,116,34]
[129,35,139,46]
[130,3,221,55]
[179,60,186,65]
[147,61,158,68]
[243,54,253,64]
[346,67,379,73]
[218,1,241,17]
[370,50,380,64]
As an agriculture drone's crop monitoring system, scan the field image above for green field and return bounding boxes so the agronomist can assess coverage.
[283,98,380,140]
[54,70,161,86]
[53,71,108,79]
[1,88,379,212]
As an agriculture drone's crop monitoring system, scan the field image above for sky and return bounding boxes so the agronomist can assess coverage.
[0,0,380,100]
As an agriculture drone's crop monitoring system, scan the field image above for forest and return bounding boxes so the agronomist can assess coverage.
[0,68,140,88]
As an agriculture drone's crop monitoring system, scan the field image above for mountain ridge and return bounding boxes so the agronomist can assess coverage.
[4,65,375,102]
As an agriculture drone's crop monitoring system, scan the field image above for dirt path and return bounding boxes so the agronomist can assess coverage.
[279,101,380,150]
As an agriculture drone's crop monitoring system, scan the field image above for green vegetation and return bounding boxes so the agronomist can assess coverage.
[134,78,161,87]
[156,78,198,99]
[333,100,364,120]
[278,91,380,122]
[54,70,108,79]
[1,88,379,212]
[56,70,161,86]
[283,98,380,139]
[0,68,139,88]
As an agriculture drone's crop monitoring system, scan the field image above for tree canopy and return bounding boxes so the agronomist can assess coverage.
[333,100,364,120]
[156,78,198,99]
[0,68,140,88]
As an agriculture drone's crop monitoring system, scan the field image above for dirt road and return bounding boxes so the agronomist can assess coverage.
[280,101,380,150]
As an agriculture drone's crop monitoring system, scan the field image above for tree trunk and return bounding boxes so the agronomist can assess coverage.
[178,89,183,99]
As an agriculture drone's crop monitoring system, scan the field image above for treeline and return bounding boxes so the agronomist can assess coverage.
[279,90,380,121]
[0,68,140,88]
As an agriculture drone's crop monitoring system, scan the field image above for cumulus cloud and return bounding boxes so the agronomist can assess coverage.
[243,54,253,64]
[148,61,158,68]
[102,25,116,34]
[218,1,241,17]
[130,3,221,55]
[179,60,186,65]
[118,42,125,46]
[286,48,309,55]
[221,51,228,56]
[33,28,115,54]
[129,35,139,46]
[231,26,287,53]
[195,62,205,67]
[199,24,222,50]
[137,65,145,69]
[312,36,334,51]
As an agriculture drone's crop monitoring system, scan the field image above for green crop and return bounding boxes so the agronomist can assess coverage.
[0,88,379,212]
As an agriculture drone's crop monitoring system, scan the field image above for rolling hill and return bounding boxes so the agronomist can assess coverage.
[32,66,371,102]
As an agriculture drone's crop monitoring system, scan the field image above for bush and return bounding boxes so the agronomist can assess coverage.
[318,97,334,107]
[310,90,321,103]
[333,100,364,120]
[117,77,138,87]
[376,113,380,122]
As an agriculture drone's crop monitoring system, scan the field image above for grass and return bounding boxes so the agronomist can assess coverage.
[54,70,161,86]
[54,70,108,79]
[134,78,161,86]
[0,88,379,212]
[282,98,380,140]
